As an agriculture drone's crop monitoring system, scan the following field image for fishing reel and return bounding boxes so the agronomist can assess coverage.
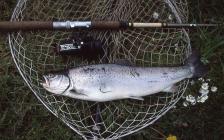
[54,33,104,60]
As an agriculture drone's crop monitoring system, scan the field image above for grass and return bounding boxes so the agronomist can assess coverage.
[0,0,224,140]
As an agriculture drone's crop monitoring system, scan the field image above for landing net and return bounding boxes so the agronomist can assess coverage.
[9,0,190,139]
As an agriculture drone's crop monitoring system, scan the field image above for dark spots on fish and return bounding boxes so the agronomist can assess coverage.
[101,67,106,72]
[163,72,168,75]
[83,68,95,73]
[161,72,170,80]
[161,74,170,80]
[147,80,158,83]
[70,89,88,96]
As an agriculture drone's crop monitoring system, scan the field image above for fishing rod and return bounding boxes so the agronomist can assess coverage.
[0,21,221,32]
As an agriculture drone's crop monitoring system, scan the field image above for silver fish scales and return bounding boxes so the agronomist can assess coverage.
[41,50,208,102]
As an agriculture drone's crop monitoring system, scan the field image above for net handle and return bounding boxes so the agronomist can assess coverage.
[0,21,220,32]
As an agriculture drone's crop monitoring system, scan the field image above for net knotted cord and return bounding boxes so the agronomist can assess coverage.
[9,0,190,139]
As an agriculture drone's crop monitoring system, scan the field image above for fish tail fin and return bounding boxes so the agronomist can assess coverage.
[186,49,209,78]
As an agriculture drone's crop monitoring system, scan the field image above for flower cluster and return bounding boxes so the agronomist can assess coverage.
[183,78,218,107]
[153,12,159,19]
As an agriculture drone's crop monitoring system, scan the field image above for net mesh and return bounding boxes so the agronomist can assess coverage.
[9,0,190,139]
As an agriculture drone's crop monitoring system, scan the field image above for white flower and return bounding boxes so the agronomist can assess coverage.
[197,95,209,103]
[183,101,189,107]
[168,14,173,20]
[201,82,209,90]
[186,95,196,103]
[153,12,159,19]
[199,83,209,96]
[211,86,218,93]
[191,100,197,105]
[198,78,204,82]
[174,47,179,52]
[199,88,209,96]
[206,78,211,82]
[174,43,179,47]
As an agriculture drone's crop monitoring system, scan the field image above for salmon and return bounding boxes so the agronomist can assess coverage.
[41,50,208,102]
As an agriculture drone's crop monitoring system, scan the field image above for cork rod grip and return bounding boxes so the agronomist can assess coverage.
[0,21,53,32]
[132,23,163,28]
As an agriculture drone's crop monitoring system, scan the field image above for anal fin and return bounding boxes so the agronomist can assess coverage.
[162,85,178,93]
[128,96,144,101]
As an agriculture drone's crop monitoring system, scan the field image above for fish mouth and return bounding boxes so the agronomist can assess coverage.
[40,76,49,87]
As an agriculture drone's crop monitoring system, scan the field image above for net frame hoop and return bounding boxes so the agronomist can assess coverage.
[8,0,191,139]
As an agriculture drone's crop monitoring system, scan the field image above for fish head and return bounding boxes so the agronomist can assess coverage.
[41,73,70,94]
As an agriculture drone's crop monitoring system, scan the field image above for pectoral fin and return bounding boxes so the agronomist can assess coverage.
[128,96,144,101]
[69,89,88,96]
[162,85,178,93]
